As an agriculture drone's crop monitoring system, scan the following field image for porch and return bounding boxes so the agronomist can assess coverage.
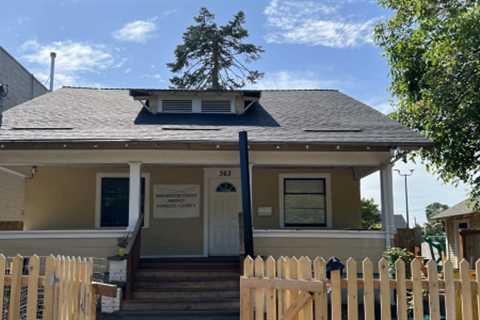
[0,148,397,261]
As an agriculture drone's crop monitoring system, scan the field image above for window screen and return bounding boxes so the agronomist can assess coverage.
[283,178,326,227]
[162,100,193,113]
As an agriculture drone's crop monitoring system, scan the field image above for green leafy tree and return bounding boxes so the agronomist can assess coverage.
[423,202,448,237]
[167,7,264,89]
[375,1,480,205]
[425,202,449,221]
[361,198,382,230]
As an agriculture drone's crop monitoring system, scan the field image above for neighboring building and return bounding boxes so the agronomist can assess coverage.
[433,199,480,267]
[0,46,48,228]
[0,46,47,110]
[0,87,431,262]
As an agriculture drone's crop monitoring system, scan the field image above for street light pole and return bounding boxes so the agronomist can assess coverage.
[395,168,414,228]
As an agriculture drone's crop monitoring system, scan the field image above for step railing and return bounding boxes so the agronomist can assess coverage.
[124,214,144,300]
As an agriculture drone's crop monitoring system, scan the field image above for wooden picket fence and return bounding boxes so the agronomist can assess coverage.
[0,254,116,320]
[240,256,480,320]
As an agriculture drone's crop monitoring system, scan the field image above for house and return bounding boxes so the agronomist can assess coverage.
[433,199,480,267]
[0,87,431,263]
[0,47,48,229]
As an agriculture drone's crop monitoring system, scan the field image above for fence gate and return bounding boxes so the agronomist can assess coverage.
[240,256,480,320]
[0,254,114,320]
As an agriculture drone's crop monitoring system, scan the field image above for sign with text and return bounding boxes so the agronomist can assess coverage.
[153,184,200,218]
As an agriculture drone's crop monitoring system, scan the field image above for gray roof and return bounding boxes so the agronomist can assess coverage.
[432,200,479,219]
[0,87,431,147]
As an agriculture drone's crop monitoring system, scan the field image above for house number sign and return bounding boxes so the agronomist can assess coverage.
[153,184,200,219]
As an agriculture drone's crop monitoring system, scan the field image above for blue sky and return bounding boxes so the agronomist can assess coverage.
[0,0,470,223]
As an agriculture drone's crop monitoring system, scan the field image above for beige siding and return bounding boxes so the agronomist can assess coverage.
[141,165,204,256]
[252,167,361,229]
[18,165,363,257]
[254,236,385,263]
[0,171,25,221]
[0,238,117,258]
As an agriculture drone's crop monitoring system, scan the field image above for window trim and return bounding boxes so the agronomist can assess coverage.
[95,172,151,229]
[278,173,332,228]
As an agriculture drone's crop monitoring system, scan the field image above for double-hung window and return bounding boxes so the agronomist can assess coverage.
[283,178,327,227]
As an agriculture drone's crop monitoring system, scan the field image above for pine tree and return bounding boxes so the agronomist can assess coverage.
[167,8,264,90]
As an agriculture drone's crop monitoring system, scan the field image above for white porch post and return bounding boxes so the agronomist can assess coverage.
[128,162,142,231]
[380,163,394,249]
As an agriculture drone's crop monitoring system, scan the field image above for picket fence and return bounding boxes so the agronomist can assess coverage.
[0,254,115,320]
[240,256,479,320]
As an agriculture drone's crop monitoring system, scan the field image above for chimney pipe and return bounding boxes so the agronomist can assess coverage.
[49,52,56,91]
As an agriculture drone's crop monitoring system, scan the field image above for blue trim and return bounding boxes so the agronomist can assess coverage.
[239,131,254,257]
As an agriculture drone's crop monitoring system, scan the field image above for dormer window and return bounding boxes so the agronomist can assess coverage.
[162,100,193,113]
[201,100,232,113]
[130,89,261,115]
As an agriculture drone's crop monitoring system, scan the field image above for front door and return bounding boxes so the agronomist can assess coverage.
[208,172,241,256]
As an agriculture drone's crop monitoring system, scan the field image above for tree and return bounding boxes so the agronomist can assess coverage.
[167,7,264,89]
[422,202,448,237]
[361,198,382,229]
[425,202,449,221]
[374,1,480,205]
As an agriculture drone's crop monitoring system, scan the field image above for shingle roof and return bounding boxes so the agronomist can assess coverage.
[0,87,431,147]
[432,200,479,219]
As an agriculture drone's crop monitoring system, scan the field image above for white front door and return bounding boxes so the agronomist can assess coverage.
[208,173,241,256]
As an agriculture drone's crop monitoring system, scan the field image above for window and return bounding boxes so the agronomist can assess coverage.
[216,182,237,193]
[98,176,147,228]
[283,178,327,227]
[162,100,193,113]
[201,100,232,113]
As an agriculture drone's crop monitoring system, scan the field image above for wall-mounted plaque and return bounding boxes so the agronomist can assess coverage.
[153,184,200,218]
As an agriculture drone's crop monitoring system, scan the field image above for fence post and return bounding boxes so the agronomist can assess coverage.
[313,257,327,320]
[427,260,440,320]
[331,269,342,320]
[265,256,277,320]
[346,258,358,320]
[0,255,5,316]
[476,260,480,320]
[362,258,374,320]
[459,259,473,320]
[411,258,424,320]
[395,259,407,320]
[26,255,40,320]
[299,257,313,320]
[8,255,23,320]
[443,260,456,320]
[277,257,287,319]
[241,256,254,320]
[254,256,265,320]
[43,256,56,320]
[379,258,391,320]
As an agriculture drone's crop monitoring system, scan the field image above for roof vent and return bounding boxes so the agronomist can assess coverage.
[201,100,231,113]
[162,100,192,113]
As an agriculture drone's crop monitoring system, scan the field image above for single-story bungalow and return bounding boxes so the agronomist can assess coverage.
[0,87,431,262]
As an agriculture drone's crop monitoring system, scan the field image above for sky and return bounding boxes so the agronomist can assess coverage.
[0,0,470,224]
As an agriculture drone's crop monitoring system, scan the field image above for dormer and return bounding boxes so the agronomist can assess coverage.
[130,89,261,115]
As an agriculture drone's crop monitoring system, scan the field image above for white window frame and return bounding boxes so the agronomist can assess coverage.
[279,173,332,228]
[95,172,150,229]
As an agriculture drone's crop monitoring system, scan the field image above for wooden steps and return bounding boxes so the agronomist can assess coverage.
[101,257,241,319]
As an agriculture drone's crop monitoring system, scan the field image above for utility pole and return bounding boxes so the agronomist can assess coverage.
[395,168,414,228]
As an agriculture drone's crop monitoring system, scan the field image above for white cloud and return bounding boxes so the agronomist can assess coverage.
[252,71,345,89]
[113,18,157,43]
[264,0,379,48]
[21,40,115,88]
